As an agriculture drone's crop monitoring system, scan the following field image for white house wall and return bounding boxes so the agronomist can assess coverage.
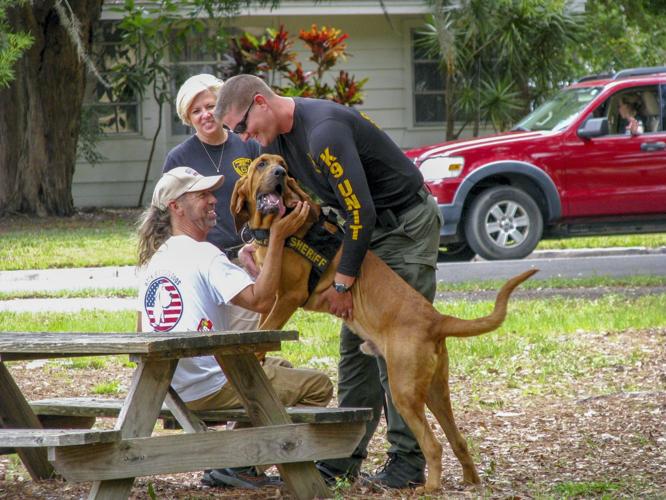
[73,9,451,208]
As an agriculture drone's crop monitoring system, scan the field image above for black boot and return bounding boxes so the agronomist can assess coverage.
[201,466,281,488]
[363,453,425,489]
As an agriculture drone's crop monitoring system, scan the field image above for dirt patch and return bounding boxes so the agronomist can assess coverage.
[1,328,664,499]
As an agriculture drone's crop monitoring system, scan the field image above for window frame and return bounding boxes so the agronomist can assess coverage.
[410,27,446,128]
[84,20,142,136]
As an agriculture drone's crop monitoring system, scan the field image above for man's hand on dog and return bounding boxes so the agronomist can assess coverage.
[271,200,309,240]
[318,273,354,322]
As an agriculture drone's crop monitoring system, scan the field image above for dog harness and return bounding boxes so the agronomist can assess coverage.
[249,211,344,297]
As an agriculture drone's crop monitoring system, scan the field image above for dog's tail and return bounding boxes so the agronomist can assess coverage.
[437,269,537,338]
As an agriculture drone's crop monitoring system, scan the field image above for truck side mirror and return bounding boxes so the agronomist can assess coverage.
[578,117,609,139]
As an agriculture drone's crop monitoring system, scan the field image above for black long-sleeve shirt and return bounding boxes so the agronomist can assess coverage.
[263,98,423,277]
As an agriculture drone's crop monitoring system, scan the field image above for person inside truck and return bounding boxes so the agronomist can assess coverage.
[618,95,644,136]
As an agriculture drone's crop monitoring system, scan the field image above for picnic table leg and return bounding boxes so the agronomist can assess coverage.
[0,361,54,480]
[216,353,331,500]
[88,358,177,500]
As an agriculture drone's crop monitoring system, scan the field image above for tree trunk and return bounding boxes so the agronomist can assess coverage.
[0,0,103,216]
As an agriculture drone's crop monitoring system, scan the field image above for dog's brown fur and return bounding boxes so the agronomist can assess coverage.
[231,154,537,492]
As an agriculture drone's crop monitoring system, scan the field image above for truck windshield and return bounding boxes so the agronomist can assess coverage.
[514,87,602,132]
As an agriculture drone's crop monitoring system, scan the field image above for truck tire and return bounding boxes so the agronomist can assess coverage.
[464,186,543,260]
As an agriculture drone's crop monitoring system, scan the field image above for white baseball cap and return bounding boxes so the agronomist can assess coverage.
[152,167,224,210]
[176,74,224,126]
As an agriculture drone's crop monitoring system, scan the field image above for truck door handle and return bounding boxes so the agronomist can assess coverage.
[640,141,666,152]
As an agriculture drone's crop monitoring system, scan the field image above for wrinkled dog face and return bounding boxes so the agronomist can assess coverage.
[230,153,310,232]
[254,156,288,217]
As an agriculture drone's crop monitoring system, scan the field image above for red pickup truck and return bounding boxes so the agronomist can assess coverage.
[406,66,666,261]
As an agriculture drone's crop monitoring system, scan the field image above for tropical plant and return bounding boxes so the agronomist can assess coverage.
[229,24,367,106]
[419,0,583,137]
[230,25,296,87]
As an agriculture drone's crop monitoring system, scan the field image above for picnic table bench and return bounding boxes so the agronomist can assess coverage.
[0,330,371,500]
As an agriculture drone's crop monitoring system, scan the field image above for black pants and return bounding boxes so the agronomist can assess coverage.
[323,193,442,473]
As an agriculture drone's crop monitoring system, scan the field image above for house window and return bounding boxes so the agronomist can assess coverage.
[170,28,241,136]
[84,21,140,134]
[412,30,445,126]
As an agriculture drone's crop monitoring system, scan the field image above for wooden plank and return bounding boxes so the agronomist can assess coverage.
[217,353,331,499]
[128,341,282,362]
[0,362,53,480]
[30,397,372,424]
[89,358,177,500]
[52,422,366,482]
[0,429,120,447]
[0,330,297,360]
[38,415,96,429]
[163,387,208,434]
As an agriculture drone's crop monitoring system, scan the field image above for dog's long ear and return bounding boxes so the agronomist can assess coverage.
[230,176,250,232]
[284,176,313,206]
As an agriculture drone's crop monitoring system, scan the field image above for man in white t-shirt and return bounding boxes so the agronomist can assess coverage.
[136,167,333,489]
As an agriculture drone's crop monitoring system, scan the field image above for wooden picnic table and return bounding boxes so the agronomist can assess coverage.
[0,331,367,499]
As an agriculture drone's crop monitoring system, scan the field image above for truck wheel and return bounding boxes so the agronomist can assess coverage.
[437,243,476,262]
[464,186,543,260]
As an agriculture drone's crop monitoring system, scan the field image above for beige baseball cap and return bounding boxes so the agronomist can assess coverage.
[176,74,224,126]
[152,167,224,210]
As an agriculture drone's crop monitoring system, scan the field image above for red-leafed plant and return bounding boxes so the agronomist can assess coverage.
[228,24,366,107]
[299,24,349,79]
[332,70,368,106]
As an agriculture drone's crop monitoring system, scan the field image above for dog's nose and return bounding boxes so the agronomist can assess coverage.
[273,166,286,178]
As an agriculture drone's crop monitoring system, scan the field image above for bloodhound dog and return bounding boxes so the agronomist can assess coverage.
[231,153,537,492]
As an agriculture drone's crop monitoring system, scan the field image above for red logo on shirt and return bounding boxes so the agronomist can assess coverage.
[197,319,213,332]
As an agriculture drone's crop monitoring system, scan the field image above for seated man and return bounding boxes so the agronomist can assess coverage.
[136,167,333,488]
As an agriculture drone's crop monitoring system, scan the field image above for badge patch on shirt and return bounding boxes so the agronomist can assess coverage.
[233,157,252,176]
[197,318,213,332]
[144,277,183,332]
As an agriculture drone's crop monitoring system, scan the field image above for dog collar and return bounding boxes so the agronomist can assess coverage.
[249,227,270,246]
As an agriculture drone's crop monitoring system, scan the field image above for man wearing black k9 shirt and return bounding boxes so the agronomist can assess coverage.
[216,75,442,489]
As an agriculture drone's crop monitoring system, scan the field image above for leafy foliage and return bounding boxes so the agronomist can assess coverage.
[420,0,666,138]
[0,0,33,88]
[573,0,666,74]
[228,24,367,106]
[420,0,583,137]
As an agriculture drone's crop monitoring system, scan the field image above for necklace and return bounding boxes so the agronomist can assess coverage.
[198,135,226,174]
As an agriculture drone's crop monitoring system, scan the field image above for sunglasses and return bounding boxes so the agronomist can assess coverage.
[232,97,256,134]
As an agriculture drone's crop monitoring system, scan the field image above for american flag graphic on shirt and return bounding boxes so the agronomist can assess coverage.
[144,277,183,332]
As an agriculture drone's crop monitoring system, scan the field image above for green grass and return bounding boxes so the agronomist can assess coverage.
[1,294,664,395]
[0,288,138,301]
[283,294,666,388]
[92,380,122,395]
[1,207,664,271]
[437,294,666,396]
[68,356,108,369]
[0,275,663,301]
[538,233,666,250]
[552,479,622,498]
[437,274,666,292]
[0,214,137,271]
[0,310,134,333]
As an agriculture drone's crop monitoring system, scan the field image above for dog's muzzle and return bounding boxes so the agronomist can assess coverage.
[256,166,287,216]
